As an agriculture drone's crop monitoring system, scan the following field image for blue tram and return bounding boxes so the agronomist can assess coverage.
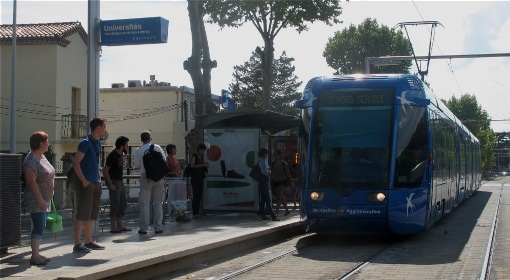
[296,74,481,235]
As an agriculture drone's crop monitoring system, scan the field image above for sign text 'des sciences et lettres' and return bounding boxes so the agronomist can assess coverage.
[100,17,169,46]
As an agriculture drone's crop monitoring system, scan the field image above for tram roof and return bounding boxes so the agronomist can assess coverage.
[198,110,299,135]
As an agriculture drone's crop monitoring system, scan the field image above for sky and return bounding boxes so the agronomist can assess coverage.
[2,0,510,132]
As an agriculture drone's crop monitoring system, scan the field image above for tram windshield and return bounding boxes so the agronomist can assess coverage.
[310,88,394,189]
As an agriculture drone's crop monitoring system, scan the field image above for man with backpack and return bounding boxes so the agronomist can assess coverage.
[133,131,169,234]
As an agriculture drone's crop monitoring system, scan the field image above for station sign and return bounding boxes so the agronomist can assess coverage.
[221,89,229,108]
[100,17,169,46]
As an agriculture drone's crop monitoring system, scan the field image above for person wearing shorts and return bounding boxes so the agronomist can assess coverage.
[72,118,107,253]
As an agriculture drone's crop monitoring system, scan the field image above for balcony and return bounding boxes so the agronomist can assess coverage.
[61,114,88,139]
[61,114,109,141]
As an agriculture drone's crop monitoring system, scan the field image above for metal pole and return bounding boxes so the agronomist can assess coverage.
[10,0,17,153]
[87,0,100,125]
[87,0,100,233]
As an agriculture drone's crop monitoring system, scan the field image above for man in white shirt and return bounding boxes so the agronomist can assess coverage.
[133,130,167,234]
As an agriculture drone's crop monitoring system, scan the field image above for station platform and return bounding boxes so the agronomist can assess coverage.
[2,178,508,280]
[0,209,302,280]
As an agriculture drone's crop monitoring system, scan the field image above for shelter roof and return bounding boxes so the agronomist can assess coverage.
[0,22,87,47]
[198,110,299,135]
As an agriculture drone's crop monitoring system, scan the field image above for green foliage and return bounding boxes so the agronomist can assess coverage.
[444,94,496,170]
[229,51,301,116]
[204,0,342,110]
[444,94,491,134]
[478,129,497,170]
[323,18,413,74]
[204,1,342,33]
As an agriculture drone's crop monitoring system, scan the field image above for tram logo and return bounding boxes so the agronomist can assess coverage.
[406,193,416,217]
[397,91,418,114]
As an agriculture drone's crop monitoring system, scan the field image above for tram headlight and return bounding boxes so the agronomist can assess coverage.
[366,192,386,202]
[310,191,325,201]
[376,193,386,202]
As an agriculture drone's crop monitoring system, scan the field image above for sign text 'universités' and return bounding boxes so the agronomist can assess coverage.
[100,17,169,46]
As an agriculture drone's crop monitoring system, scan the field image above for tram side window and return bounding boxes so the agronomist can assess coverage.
[395,106,428,188]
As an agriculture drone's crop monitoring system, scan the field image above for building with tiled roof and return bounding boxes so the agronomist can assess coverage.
[1,22,88,166]
[0,22,87,47]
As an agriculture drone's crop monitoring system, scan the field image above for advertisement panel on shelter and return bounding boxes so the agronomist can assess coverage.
[203,128,259,211]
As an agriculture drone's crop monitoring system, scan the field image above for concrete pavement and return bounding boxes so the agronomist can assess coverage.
[0,208,302,280]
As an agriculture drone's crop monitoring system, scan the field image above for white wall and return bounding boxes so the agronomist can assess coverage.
[0,44,57,153]
[100,86,193,160]
[0,32,87,163]
[55,32,88,158]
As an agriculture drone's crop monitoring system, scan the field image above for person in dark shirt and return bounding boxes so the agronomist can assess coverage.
[190,143,209,219]
[103,136,130,233]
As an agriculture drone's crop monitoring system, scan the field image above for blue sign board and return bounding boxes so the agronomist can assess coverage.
[100,17,169,46]
[227,97,236,112]
[221,89,229,108]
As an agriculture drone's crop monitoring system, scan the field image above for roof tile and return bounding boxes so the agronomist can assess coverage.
[0,22,88,47]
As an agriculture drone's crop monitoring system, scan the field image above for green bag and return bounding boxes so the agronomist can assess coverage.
[46,199,63,233]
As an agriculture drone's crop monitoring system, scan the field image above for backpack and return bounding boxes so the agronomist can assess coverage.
[183,163,193,178]
[143,144,170,182]
[183,154,200,178]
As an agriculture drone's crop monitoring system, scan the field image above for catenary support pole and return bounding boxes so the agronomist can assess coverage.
[10,0,17,153]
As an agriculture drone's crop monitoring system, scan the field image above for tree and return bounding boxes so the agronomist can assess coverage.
[183,0,216,152]
[205,0,342,110]
[229,51,301,116]
[444,94,496,170]
[323,18,412,74]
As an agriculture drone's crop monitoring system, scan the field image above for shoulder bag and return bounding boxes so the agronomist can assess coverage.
[249,162,268,183]
[46,198,63,233]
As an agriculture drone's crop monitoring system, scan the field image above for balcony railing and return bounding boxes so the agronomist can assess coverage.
[61,114,88,139]
[61,114,109,141]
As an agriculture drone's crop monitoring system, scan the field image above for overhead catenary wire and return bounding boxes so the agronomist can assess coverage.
[0,100,185,123]
[0,96,182,113]
[411,0,464,96]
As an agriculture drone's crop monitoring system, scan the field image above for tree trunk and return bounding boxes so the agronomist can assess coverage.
[185,0,216,153]
[185,0,205,152]
[262,38,274,111]
[186,1,205,116]
[199,3,214,115]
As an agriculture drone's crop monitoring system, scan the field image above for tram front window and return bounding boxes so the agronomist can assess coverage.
[394,106,428,188]
[310,88,393,189]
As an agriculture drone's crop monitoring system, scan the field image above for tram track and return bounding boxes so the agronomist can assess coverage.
[153,232,397,280]
[213,248,298,280]
[479,182,503,280]
[154,180,507,280]
[218,234,396,280]
[335,245,392,280]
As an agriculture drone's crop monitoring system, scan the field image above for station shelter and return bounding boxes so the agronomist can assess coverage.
[196,111,298,212]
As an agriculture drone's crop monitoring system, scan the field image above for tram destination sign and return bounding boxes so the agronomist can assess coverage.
[320,89,394,106]
[100,17,169,46]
